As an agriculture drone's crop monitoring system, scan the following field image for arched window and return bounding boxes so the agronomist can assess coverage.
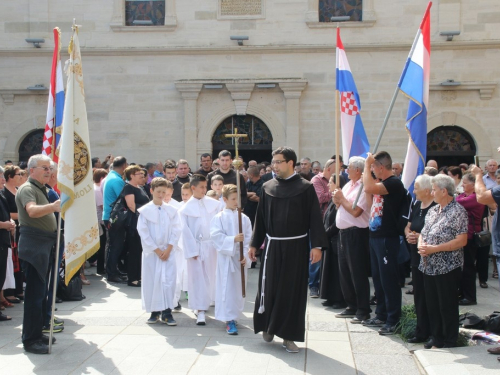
[319,0,363,22]
[427,126,476,167]
[212,115,273,162]
[18,129,44,162]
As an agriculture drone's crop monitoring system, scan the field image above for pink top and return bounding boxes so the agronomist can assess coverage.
[335,178,370,229]
[311,173,331,216]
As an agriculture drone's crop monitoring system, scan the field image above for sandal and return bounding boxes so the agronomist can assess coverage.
[0,300,14,308]
[81,278,91,286]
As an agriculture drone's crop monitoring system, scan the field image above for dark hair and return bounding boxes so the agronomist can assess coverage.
[112,156,127,168]
[4,165,20,181]
[261,161,270,167]
[272,146,297,167]
[19,161,28,170]
[373,151,392,170]
[91,157,100,168]
[200,153,212,160]
[4,160,12,164]
[145,162,155,170]
[189,174,206,187]
[247,166,260,177]
[218,150,232,159]
[299,172,311,181]
[330,154,343,162]
[448,166,463,179]
[93,168,108,183]
[438,166,449,175]
[163,161,176,171]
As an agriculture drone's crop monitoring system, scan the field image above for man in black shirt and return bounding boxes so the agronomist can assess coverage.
[176,159,191,185]
[244,166,263,227]
[363,151,407,336]
[194,153,212,177]
[164,162,182,202]
[207,150,247,208]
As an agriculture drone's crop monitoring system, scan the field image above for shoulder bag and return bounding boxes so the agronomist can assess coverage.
[473,212,491,248]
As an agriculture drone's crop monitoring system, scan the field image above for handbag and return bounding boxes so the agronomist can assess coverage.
[473,214,491,248]
[109,187,132,230]
[485,311,500,334]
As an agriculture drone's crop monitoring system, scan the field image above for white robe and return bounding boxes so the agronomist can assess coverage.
[137,202,181,313]
[178,196,221,310]
[210,209,252,322]
[166,198,189,303]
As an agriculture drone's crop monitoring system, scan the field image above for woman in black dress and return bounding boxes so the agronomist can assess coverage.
[320,174,346,308]
[404,174,436,343]
[123,166,150,287]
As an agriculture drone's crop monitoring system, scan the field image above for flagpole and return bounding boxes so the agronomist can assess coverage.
[351,2,432,209]
[48,213,62,353]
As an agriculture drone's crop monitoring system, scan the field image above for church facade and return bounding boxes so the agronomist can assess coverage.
[0,0,499,168]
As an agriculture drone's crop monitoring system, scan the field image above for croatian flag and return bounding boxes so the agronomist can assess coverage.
[336,28,370,163]
[400,3,432,195]
[42,27,65,162]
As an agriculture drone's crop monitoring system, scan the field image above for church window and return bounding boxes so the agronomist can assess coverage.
[319,0,363,22]
[213,115,273,146]
[18,129,44,162]
[125,0,166,26]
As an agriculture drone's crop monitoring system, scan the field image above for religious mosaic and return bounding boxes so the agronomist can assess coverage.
[427,127,474,152]
[212,115,273,146]
[319,0,363,22]
[125,0,165,26]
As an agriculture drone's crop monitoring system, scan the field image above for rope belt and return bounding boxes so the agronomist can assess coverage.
[258,233,308,314]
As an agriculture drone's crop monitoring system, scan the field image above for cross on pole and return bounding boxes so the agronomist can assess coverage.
[224,128,248,297]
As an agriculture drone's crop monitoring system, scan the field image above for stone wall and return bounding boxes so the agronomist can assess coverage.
[0,0,499,166]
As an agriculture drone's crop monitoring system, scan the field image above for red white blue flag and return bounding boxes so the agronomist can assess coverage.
[336,28,370,163]
[400,3,432,194]
[42,27,65,162]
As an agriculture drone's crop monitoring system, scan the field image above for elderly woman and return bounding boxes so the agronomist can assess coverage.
[456,173,486,305]
[123,165,150,287]
[319,174,346,308]
[404,174,436,343]
[418,175,468,349]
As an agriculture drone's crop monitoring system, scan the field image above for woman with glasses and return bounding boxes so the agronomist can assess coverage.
[123,165,150,287]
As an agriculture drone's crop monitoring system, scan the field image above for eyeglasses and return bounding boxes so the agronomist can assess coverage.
[134,173,146,176]
[271,160,287,165]
[14,174,22,176]
[34,166,51,172]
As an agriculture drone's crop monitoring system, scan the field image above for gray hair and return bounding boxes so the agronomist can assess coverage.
[50,161,58,176]
[462,172,475,184]
[431,174,455,196]
[300,157,311,163]
[27,154,51,170]
[348,156,365,171]
[312,161,321,168]
[415,174,432,191]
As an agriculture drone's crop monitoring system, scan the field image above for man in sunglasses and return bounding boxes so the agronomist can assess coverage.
[15,154,61,354]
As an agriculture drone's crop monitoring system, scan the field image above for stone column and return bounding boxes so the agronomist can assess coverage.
[175,83,203,168]
[279,82,307,153]
[226,83,255,115]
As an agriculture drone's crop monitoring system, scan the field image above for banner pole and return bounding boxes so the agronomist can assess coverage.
[48,213,62,353]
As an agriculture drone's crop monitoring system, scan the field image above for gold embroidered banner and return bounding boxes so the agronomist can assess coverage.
[57,25,99,285]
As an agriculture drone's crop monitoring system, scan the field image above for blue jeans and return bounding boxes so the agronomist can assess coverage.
[309,253,321,289]
[369,237,402,326]
[22,258,52,346]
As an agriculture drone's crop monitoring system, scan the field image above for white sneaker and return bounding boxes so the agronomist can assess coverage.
[196,311,206,325]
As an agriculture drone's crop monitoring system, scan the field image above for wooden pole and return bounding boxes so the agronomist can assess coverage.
[225,129,248,298]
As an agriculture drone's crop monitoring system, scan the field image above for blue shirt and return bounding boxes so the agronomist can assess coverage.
[492,185,500,257]
[102,170,125,220]
[153,170,165,178]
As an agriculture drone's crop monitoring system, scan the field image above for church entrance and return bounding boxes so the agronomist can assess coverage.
[427,126,476,167]
[212,115,273,164]
[18,129,44,162]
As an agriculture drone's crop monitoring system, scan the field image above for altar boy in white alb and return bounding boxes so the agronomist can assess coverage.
[210,185,252,335]
[137,178,181,326]
[178,174,221,325]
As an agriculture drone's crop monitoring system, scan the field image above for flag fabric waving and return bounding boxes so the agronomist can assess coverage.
[400,2,432,194]
[42,28,65,161]
[336,28,370,163]
[57,26,99,284]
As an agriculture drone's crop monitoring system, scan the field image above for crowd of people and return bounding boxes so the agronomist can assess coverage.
[1,148,500,359]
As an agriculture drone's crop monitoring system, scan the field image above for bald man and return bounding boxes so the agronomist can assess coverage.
[426,160,438,169]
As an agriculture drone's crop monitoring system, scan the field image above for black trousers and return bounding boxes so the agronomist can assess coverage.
[22,258,52,346]
[460,240,477,302]
[476,245,490,283]
[126,229,142,283]
[412,266,430,340]
[0,245,8,293]
[338,227,371,318]
[424,267,461,347]
[105,224,126,278]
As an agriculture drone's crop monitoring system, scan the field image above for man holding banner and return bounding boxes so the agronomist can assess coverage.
[16,154,60,354]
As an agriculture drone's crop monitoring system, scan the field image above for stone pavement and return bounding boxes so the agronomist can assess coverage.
[0,263,498,375]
